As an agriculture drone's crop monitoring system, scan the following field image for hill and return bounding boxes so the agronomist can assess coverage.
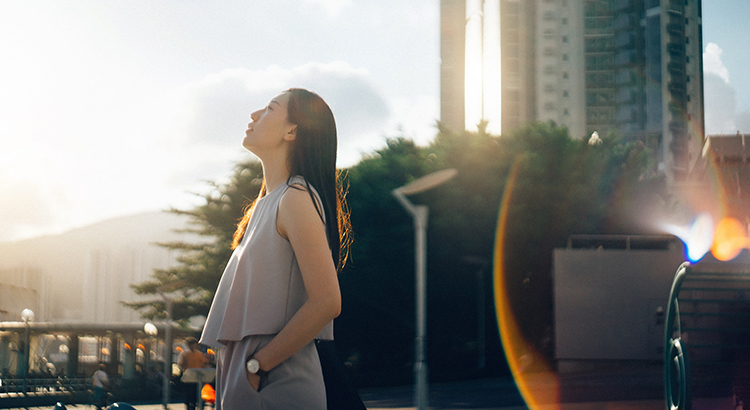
[0,211,197,322]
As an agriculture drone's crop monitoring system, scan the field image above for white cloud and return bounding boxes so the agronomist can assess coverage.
[386,95,440,146]
[171,62,391,167]
[703,43,750,135]
[703,43,730,83]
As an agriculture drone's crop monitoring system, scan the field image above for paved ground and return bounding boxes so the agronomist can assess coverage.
[25,373,665,410]
[7,364,738,410]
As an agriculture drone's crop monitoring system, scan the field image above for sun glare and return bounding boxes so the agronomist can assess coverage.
[661,212,714,262]
[464,0,483,132]
[662,214,750,263]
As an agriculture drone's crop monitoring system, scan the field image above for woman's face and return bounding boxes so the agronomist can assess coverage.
[243,92,296,154]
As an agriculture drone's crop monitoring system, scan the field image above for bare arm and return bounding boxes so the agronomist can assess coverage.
[248,186,341,388]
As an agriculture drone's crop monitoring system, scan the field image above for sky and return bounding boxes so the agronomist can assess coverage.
[0,0,748,243]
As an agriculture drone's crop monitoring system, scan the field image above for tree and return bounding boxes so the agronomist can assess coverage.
[125,161,264,325]
[492,122,661,361]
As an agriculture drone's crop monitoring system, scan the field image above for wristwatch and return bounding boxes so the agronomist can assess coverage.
[246,357,267,377]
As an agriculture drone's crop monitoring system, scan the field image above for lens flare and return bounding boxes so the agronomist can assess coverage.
[494,158,559,409]
[660,213,715,262]
[711,217,748,261]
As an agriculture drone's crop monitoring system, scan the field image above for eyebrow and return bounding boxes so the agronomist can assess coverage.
[269,100,281,107]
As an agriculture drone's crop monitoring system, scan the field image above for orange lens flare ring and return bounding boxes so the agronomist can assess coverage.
[493,158,560,409]
[711,217,749,261]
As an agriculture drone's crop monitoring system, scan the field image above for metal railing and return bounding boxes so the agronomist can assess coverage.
[0,377,92,408]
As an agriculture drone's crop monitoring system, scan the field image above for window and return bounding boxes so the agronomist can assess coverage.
[564,109,569,116]
[686,18,689,25]
[563,90,569,97]
[686,37,689,44]
[686,56,690,63]
[563,72,569,79]
[687,95,691,101]
[562,18,567,25]
[563,36,568,43]
[563,54,569,61]
[687,75,690,82]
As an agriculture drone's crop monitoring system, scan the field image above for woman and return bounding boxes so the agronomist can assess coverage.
[200,88,352,409]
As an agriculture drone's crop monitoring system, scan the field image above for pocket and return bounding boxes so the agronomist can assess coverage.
[244,365,263,393]
[239,335,273,393]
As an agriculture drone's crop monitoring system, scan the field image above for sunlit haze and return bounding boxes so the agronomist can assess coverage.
[0,0,748,242]
[0,0,439,242]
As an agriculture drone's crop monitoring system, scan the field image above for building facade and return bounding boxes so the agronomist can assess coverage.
[440,0,705,184]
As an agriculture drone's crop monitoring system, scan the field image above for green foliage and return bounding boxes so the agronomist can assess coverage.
[494,123,662,358]
[124,161,264,326]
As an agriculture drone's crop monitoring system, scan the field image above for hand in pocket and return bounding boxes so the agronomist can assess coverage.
[247,369,261,391]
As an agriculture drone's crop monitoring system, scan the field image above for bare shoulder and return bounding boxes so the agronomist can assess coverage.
[277,184,325,239]
[279,183,316,210]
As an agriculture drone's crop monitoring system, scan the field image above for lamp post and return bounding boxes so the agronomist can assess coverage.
[21,309,34,377]
[20,308,34,404]
[155,281,184,410]
[392,168,457,410]
[144,320,169,408]
[464,256,488,370]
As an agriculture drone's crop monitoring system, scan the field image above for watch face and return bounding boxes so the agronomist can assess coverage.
[246,358,260,374]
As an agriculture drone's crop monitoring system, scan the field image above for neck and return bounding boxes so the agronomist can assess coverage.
[260,155,292,193]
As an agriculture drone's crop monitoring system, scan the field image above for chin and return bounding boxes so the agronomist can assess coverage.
[242,137,253,150]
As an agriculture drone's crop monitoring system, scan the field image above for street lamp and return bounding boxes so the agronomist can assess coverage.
[154,280,185,410]
[464,256,489,370]
[392,168,457,410]
[21,309,34,378]
[144,322,158,337]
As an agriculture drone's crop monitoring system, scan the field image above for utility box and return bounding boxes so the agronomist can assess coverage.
[553,235,685,371]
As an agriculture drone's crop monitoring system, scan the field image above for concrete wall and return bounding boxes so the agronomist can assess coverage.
[554,247,685,363]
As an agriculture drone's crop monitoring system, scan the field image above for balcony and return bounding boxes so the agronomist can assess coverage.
[667,62,685,75]
[669,120,686,135]
[667,43,685,56]
[667,1,684,15]
[667,23,685,36]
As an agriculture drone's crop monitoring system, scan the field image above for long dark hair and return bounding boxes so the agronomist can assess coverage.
[232,88,351,271]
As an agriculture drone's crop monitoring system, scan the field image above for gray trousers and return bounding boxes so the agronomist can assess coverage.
[216,335,326,409]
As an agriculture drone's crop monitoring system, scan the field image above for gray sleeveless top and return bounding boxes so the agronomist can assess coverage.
[200,176,334,347]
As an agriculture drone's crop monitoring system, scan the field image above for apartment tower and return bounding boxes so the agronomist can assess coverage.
[440,0,705,183]
[440,0,536,136]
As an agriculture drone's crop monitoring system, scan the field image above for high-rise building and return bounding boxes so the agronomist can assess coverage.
[441,0,537,135]
[440,0,705,184]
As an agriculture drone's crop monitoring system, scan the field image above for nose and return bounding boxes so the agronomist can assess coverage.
[250,109,263,123]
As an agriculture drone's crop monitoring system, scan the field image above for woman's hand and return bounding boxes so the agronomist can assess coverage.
[247,369,261,391]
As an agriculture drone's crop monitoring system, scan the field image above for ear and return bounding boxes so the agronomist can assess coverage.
[283,125,297,141]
